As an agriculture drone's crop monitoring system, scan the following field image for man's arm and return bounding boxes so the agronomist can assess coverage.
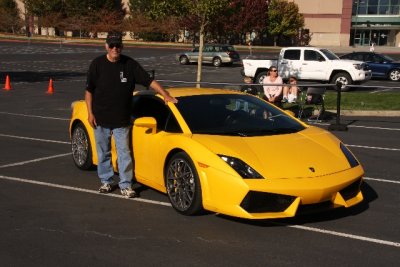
[85,90,97,128]
[149,80,178,104]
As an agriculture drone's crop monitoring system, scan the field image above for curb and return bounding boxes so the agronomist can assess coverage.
[328,110,400,117]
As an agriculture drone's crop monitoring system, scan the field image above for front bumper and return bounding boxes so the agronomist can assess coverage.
[200,165,364,219]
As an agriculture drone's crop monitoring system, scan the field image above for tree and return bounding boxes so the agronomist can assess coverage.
[0,0,23,33]
[128,0,229,87]
[267,0,304,46]
[23,0,126,36]
[209,0,269,44]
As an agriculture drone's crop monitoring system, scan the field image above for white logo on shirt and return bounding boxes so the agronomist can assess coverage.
[120,71,127,83]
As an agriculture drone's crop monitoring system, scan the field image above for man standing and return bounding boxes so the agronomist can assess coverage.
[85,32,177,198]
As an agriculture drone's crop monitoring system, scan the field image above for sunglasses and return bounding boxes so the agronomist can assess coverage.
[109,43,122,49]
[270,69,277,72]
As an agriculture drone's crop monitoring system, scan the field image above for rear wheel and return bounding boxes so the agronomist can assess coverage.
[165,152,203,215]
[71,122,93,170]
[388,69,400,81]
[212,57,222,67]
[331,72,352,92]
[255,71,267,84]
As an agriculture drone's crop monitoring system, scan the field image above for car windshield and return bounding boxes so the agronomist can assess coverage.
[320,49,339,60]
[175,94,305,136]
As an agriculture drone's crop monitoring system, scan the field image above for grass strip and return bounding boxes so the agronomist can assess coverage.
[324,92,400,110]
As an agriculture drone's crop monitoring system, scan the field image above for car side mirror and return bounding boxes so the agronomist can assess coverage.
[134,117,157,134]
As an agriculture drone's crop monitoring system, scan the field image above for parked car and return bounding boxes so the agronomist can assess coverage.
[340,52,400,81]
[176,44,241,67]
[70,88,364,219]
[242,47,371,91]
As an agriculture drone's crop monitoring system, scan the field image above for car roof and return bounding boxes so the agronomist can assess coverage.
[134,88,242,98]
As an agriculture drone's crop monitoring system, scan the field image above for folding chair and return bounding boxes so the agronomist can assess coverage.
[297,87,326,122]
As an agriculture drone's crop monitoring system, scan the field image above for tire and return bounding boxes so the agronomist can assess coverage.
[71,122,93,170]
[179,55,189,65]
[165,152,203,215]
[388,69,400,81]
[212,57,222,67]
[255,71,268,84]
[331,72,352,92]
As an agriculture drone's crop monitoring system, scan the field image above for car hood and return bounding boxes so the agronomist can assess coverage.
[339,59,364,64]
[192,127,351,179]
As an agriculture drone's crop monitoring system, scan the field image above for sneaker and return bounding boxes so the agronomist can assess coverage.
[120,187,138,198]
[99,183,112,193]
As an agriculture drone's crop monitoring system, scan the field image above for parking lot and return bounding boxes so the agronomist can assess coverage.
[0,40,399,266]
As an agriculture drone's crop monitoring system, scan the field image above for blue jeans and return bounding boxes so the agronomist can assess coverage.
[94,126,133,190]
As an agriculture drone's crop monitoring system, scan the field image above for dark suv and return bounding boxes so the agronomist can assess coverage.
[176,44,241,67]
[340,52,400,81]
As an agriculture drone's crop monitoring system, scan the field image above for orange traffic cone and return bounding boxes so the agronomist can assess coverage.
[46,78,54,94]
[3,75,11,91]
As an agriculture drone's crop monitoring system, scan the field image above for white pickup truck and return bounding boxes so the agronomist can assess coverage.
[242,47,371,91]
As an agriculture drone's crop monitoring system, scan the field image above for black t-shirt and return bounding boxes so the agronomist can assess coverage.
[86,54,153,128]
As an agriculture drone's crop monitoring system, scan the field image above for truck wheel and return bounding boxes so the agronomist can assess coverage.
[255,71,267,84]
[331,73,352,92]
[388,69,400,81]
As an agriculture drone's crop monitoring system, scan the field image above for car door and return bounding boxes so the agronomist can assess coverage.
[278,49,302,79]
[203,45,214,63]
[365,54,389,78]
[189,47,200,62]
[131,96,182,186]
[300,49,327,80]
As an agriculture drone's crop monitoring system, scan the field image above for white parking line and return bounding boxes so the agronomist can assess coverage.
[313,123,400,131]
[285,224,400,248]
[346,144,400,151]
[0,153,71,169]
[0,174,398,248]
[0,175,171,207]
[348,125,400,131]
[0,111,69,121]
[0,133,69,144]
[364,177,400,184]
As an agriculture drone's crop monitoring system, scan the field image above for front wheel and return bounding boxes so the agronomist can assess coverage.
[331,72,352,92]
[179,55,189,65]
[165,152,203,215]
[71,122,93,170]
[388,69,400,81]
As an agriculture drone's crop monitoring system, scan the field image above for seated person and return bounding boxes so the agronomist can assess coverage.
[262,66,283,105]
[282,76,299,103]
[240,76,259,96]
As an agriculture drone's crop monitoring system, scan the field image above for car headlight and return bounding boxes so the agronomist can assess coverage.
[340,143,359,168]
[353,63,362,70]
[218,155,263,179]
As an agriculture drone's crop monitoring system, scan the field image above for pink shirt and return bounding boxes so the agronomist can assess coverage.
[263,76,283,98]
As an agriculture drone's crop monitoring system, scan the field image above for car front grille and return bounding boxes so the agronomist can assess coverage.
[340,178,362,200]
[240,191,296,213]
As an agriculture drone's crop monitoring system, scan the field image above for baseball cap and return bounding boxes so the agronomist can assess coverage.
[106,32,122,44]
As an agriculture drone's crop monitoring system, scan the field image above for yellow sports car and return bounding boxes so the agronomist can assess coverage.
[69,88,364,219]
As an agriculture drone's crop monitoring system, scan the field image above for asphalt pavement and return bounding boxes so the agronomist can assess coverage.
[0,40,399,266]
